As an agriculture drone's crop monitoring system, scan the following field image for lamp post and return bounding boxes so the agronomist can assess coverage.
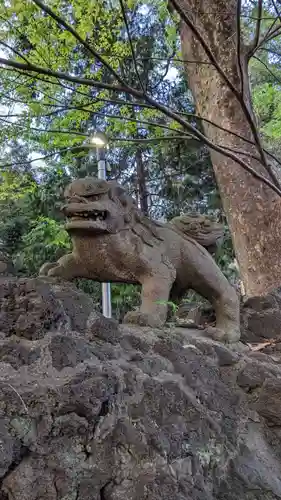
[90,131,112,319]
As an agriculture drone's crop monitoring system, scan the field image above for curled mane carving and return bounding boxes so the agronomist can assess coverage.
[131,211,164,247]
[108,183,164,247]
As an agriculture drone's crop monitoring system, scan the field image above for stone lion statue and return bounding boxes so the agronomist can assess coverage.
[39,177,240,343]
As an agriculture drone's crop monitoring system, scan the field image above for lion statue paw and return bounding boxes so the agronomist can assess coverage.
[205,326,240,344]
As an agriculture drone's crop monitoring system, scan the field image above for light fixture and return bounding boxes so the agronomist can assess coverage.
[90,131,108,148]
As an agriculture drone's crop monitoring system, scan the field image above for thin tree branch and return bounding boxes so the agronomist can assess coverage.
[0,147,77,169]
[0,40,30,64]
[170,0,280,187]
[0,109,66,119]
[31,0,139,94]
[260,47,281,58]
[1,136,281,198]
[248,20,278,56]
[149,51,176,91]
[1,66,87,104]
[0,58,236,140]
[48,80,152,109]
[0,57,136,94]
[236,0,245,95]
[223,145,261,162]
[1,100,279,167]
[253,55,281,86]
[271,0,281,29]
[36,0,268,172]
[242,15,276,20]
[2,65,125,109]
[118,0,145,92]
[0,137,192,169]
[114,91,281,197]
[0,73,36,103]
[131,55,211,65]
[91,112,180,132]
[179,112,281,168]
[0,15,221,68]
[111,135,193,143]
[248,0,263,55]
[0,113,268,165]
[2,57,281,170]
[0,14,54,68]
[0,11,209,68]
[0,16,211,68]
[13,85,281,167]
[0,118,90,136]
[256,20,281,50]
[263,24,281,43]
[1,61,281,196]
[0,112,181,135]
[1,64,61,88]
[89,96,152,110]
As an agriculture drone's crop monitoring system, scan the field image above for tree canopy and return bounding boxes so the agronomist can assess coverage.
[1,0,281,304]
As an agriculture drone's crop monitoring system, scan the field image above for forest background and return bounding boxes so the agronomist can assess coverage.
[0,0,280,318]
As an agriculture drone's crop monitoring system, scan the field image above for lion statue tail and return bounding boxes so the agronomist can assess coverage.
[168,214,224,254]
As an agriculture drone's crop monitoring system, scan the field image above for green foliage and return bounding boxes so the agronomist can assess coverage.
[252,82,281,141]
[0,0,184,164]
[248,9,281,156]
[0,0,257,316]
[0,169,37,256]
[75,279,101,304]
[156,300,179,313]
[19,217,71,274]
[111,284,141,321]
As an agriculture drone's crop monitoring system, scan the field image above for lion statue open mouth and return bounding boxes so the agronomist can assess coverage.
[61,178,128,233]
[39,177,240,343]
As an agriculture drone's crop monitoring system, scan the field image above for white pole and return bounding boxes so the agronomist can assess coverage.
[96,147,112,318]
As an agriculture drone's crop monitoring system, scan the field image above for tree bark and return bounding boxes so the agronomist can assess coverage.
[178,0,281,296]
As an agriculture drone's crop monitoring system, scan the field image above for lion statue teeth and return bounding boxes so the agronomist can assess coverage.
[39,177,240,343]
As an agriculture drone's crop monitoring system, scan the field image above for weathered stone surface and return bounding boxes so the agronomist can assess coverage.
[256,379,281,425]
[241,287,281,344]
[0,339,40,369]
[1,277,281,499]
[177,286,281,347]
[0,277,94,339]
[86,311,121,345]
[49,335,93,371]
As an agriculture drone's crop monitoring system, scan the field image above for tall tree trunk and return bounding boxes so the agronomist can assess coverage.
[122,87,149,216]
[178,0,281,296]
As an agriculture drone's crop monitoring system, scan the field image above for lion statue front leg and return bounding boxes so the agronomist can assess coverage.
[39,253,81,280]
[123,274,175,328]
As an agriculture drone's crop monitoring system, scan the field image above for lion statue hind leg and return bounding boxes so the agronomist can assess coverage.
[185,250,240,343]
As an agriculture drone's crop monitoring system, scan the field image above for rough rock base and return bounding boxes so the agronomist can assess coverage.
[0,278,281,499]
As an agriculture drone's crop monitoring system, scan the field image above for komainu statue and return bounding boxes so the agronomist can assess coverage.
[40,177,240,342]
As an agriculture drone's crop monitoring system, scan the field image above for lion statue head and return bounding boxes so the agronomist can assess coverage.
[62,177,163,245]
